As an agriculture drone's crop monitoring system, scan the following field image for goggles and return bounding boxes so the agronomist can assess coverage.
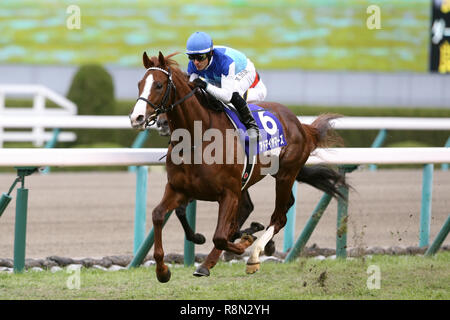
[188,53,208,62]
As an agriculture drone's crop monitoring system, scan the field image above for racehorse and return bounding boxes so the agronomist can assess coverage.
[129,51,345,283]
[156,112,347,270]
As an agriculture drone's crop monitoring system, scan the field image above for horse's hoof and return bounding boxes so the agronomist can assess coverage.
[193,266,210,277]
[156,268,171,283]
[250,222,265,232]
[192,233,206,245]
[246,262,260,274]
[264,240,276,256]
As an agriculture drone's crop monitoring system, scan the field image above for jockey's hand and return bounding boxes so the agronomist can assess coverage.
[192,78,207,90]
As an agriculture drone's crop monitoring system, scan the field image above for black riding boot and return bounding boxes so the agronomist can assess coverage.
[230,92,259,139]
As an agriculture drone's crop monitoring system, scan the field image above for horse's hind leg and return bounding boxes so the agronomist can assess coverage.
[175,202,206,245]
[229,189,263,242]
[263,192,295,256]
[246,172,297,274]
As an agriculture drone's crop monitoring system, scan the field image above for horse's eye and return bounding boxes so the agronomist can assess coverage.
[155,82,163,90]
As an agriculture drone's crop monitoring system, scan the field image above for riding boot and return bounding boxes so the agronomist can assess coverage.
[230,92,259,139]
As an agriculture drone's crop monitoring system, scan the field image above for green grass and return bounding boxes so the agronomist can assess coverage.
[1,252,449,300]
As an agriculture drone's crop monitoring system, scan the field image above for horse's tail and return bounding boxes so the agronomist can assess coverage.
[296,165,349,200]
[299,114,349,200]
[303,113,343,149]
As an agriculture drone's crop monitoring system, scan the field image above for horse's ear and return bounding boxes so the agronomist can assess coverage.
[158,51,166,68]
[143,52,153,69]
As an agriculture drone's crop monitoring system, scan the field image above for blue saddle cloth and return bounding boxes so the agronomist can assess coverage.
[223,104,287,189]
[223,104,287,157]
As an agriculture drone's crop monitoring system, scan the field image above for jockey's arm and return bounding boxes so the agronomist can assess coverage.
[205,74,235,103]
[205,62,237,103]
[188,62,237,103]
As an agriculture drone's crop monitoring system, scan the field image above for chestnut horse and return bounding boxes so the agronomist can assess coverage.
[156,112,347,272]
[129,52,343,283]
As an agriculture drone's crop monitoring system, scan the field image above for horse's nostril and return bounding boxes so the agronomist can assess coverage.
[136,115,144,123]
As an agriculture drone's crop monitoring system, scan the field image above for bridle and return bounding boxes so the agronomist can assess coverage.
[136,66,198,128]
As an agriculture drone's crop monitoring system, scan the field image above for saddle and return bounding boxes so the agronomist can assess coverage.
[197,89,288,190]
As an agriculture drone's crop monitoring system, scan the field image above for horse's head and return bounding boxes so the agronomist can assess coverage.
[129,51,176,130]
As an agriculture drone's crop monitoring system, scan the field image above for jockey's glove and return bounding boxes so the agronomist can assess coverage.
[192,78,207,90]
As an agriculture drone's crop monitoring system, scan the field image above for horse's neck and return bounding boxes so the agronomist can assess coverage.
[167,80,211,133]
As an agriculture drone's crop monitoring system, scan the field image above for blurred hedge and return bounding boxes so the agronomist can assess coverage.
[66,64,118,146]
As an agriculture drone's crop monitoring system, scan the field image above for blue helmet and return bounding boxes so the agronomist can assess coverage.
[186,31,214,54]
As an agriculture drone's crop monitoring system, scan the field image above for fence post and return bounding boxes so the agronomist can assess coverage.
[12,167,38,273]
[41,128,61,175]
[419,163,434,247]
[369,129,387,171]
[128,130,150,172]
[425,215,450,256]
[336,165,357,258]
[284,193,332,263]
[133,165,148,255]
[283,182,297,252]
[14,187,28,273]
[442,136,450,171]
[32,91,46,147]
[184,200,197,266]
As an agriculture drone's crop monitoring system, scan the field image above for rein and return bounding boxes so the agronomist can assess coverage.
[136,67,199,128]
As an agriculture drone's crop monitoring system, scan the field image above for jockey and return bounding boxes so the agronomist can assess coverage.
[186,31,267,139]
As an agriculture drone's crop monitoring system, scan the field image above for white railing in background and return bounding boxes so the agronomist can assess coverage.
[0,85,77,147]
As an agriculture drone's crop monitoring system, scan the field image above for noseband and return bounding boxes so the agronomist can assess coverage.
[136,66,199,128]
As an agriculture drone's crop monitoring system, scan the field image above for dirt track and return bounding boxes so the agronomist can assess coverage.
[0,168,449,259]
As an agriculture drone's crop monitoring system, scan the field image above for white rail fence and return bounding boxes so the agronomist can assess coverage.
[0,85,77,147]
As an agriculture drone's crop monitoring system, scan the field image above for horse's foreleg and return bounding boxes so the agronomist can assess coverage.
[153,184,187,283]
[193,189,255,277]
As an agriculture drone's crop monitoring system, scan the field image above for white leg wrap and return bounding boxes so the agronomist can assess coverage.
[248,226,274,264]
